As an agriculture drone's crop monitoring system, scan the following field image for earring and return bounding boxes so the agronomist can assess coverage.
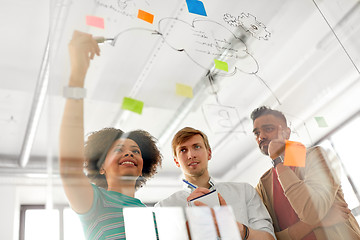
[99,168,106,175]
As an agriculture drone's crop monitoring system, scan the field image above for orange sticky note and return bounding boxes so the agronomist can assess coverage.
[137,9,154,24]
[284,140,306,167]
[86,15,105,29]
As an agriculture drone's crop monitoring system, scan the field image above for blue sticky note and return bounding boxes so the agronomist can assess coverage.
[186,0,207,16]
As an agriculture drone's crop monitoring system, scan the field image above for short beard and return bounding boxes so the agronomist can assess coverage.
[260,145,269,156]
[187,168,206,178]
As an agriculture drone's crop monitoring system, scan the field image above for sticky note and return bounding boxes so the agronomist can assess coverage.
[186,0,207,16]
[315,116,328,128]
[137,9,154,24]
[284,140,306,167]
[214,59,229,72]
[176,83,193,98]
[121,97,144,114]
[86,16,105,29]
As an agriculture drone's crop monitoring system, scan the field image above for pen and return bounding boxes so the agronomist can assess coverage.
[182,179,197,189]
[93,36,115,44]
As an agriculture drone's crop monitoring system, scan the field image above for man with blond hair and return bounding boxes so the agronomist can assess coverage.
[155,127,275,240]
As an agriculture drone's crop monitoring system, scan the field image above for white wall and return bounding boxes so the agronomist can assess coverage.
[0,185,17,240]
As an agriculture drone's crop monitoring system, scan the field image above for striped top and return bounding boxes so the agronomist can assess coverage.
[78,184,145,240]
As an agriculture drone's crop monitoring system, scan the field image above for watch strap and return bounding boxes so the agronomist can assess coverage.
[272,156,284,168]
[63,86,87,99]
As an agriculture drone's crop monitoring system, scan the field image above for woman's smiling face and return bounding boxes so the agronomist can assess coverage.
[102,138,144,181]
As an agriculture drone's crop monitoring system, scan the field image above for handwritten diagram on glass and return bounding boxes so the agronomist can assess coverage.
[85,0,282,133]
[223,13,271,40]
[202,104,246,134]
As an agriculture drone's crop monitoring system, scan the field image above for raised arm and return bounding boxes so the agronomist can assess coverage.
[59,30,100,213]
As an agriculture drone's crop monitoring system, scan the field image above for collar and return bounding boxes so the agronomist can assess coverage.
[182,177,216,192]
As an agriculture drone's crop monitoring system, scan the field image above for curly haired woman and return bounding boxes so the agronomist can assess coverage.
[59,31,162,240]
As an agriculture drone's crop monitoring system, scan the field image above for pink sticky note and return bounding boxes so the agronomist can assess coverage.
[86,15,105,29]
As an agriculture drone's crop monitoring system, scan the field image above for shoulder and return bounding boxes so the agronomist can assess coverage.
[216,182,267,209]
[215,182,258,197]
[306,145,324,156]
[215,181,255,189]
[155,190,189,207]
[256,168,273,189]
[304,145,332,168]
[304,145,341,183]
[215,181,248,189]
[256,168,273,196]
[259,168,273,181]
[91,183,106,197]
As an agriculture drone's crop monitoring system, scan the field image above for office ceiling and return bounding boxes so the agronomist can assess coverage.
[1,0,360,202]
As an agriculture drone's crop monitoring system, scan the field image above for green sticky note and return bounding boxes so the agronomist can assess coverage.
[176,83,193,98]
[214,59,228,72]
[315,116,328,128]
[122,97,144,114]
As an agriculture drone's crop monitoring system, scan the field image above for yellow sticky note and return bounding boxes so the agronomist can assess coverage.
[214,59,228,72]
[137,9,154,24]
[176,83,193,98]
[284,140,306,167]
[121,97,144,114]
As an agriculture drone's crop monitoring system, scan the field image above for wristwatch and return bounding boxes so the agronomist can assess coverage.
[272,156,284,168]
[63,86,87,99]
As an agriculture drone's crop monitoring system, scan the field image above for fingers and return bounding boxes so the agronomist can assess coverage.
[192,194,226,206]
[266,125,287,159]
[338,204,351,217]
[333,200,351,214]
[337,207,350,221]
[236,222,245,236]
[277,125,284,140]
[89,51,95,60]
[186,187,210,202]
[268,140,286,159]
[69,30,101,59]
[218,193,227,206]
[334,200,348,208]
[342,212,350,220]
[90,37,101,56]
[209,207,220,237]
[194,201,207,206]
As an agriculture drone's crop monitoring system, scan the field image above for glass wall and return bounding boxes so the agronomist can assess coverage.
[1,0,359,239]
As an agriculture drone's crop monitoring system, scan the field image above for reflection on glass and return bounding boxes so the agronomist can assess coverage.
[64,208,85,240]
[24,209,59,240]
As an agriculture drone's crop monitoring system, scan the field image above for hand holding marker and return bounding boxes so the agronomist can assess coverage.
[93,36,114,45]
[183,179,220,207]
